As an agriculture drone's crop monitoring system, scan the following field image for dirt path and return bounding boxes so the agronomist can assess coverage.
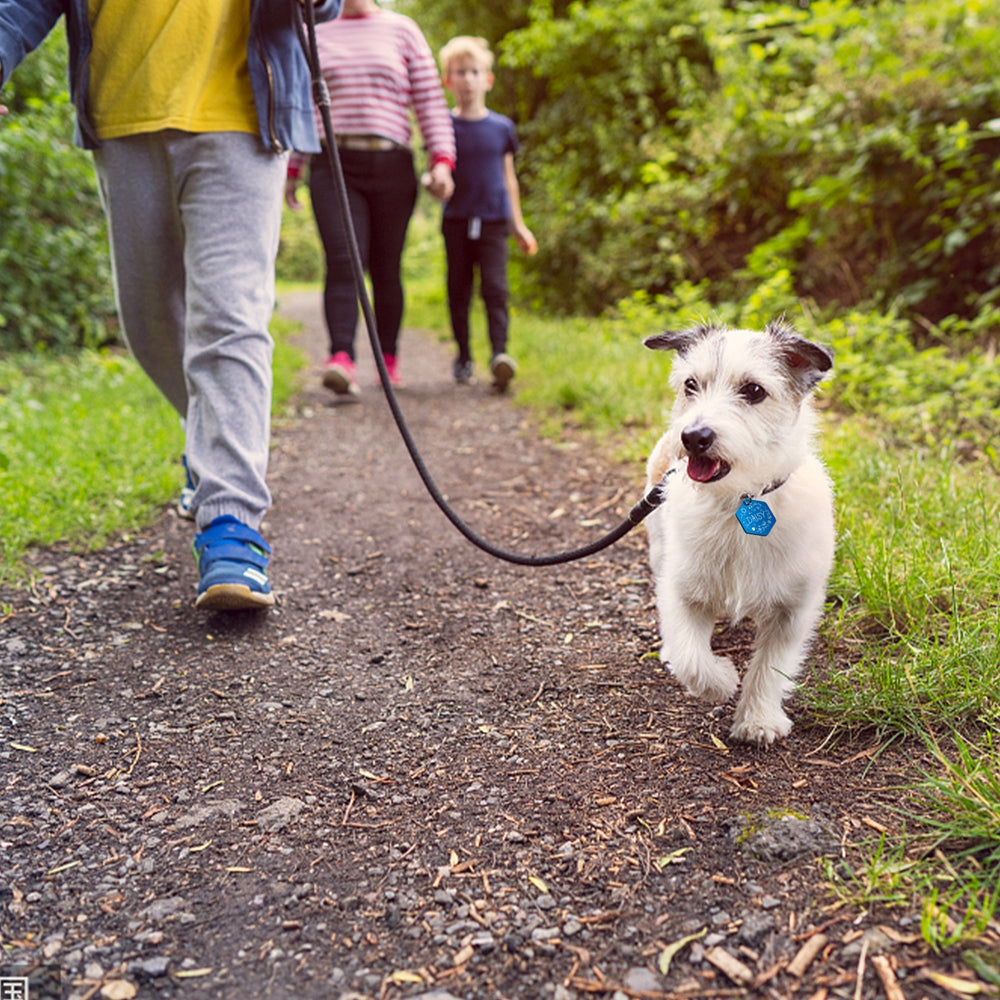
[0,294,964,999]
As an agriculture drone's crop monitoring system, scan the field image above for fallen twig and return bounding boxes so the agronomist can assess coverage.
[871,954,905,1000]
[705,946,755,987]
[787,932,828,978]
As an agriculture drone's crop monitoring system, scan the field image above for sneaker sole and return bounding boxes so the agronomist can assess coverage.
[322,368,360,396]
[177,492,196,521]
[195,583,275,611]
[491,358,515,391]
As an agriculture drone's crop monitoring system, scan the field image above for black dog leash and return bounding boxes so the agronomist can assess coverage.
[292,1,667,566]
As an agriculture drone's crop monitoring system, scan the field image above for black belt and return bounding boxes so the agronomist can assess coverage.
[335,134,406,152]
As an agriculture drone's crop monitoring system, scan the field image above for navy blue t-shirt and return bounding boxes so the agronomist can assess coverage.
[443,110,520,222]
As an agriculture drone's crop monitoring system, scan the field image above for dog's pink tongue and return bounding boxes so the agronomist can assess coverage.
[686,455,720,482]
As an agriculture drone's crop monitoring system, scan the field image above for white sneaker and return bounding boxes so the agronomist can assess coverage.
[490,353,517,392]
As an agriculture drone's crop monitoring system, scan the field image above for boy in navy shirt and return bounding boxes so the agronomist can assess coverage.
[439,36,537,389]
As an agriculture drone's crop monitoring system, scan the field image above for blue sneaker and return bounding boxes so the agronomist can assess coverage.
[177,455,196,521]
[193,515,274,610]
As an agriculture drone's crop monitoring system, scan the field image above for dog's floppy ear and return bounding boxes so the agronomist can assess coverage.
[643,324,713,355]
[765,318,833,391]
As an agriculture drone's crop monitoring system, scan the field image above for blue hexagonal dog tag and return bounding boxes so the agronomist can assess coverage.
[735,497,776,536]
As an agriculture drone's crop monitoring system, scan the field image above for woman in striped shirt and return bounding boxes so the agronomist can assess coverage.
[287,0,455,396]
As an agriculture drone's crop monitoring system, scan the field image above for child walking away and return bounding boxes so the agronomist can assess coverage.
[439,36,537,391]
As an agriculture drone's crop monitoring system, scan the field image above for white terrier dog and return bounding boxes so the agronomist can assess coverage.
[643,319,834,745]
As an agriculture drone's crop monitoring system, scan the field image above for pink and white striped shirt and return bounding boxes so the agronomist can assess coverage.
[290,8,455,175]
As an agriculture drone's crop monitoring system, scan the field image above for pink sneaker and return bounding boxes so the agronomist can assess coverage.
[379,353,403,388]
[322,352,360,396]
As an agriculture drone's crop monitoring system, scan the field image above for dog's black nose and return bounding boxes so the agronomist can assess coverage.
[682,424,715,455]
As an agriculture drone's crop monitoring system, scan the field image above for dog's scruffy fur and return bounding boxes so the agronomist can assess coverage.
[644,319,834,745]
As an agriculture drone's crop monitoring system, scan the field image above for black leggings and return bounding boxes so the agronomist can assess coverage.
[309,146,418,359]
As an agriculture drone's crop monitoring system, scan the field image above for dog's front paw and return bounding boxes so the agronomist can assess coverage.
[671,655,738,704]
[729,705,792,746]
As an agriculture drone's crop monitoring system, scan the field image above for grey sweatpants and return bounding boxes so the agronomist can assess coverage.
[93,130,286,532]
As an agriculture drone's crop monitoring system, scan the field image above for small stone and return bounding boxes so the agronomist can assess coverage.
[139,897,187,923]
[174,799,241,829]
[842,926,894,958]
[530,927,560,942]
[131,956,170,978]
[256,796,305,832]
[622,967,661,993]
[737,911,775,945]
[740,814,838,862]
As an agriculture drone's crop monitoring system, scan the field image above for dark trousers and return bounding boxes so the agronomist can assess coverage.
[442,217,510,363]
[309,147,418,359]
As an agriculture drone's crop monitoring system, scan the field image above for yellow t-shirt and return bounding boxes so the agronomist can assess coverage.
[86,0,258,140]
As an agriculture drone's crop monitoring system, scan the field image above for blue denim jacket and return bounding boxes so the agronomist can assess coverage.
[0,0,339,152]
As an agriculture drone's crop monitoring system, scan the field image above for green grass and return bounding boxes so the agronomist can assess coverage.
[0,351,181,582]
[3,205,1000,957]
[809,433,1000,740]
[0,310,307,584]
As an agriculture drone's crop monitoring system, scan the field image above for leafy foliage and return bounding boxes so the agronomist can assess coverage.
[277,190,325,284]
[500,0,716,314]
[0,32,116,352]
[717,0,1000,322]
[403,0,1000,328]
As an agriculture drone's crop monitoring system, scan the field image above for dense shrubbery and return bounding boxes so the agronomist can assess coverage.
[0,32,116,352]
[4,1,999,351]
[276,189,325,285]
[406,0,1000,331]
[690,0,1000,326]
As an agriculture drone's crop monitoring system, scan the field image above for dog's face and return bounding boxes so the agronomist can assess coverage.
[645,319,832,494]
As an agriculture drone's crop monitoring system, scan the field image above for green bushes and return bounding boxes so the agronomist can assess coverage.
[408,0,1000,329]
[0,32,116,352]
[500,0,716,314]
[276,188,325,284]
[5,1,1000,350]
[725,0,1000,323]
[822,308,1000,464]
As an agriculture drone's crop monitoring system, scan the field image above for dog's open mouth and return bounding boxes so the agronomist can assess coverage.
[686,455,731,483]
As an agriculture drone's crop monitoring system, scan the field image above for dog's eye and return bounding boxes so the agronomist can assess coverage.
[683,377,699,397]
[739,382,767,404]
